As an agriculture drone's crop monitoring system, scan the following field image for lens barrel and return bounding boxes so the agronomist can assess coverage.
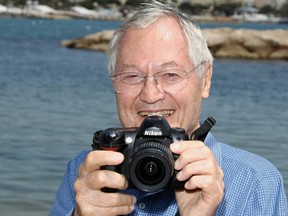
[130,141,174,192]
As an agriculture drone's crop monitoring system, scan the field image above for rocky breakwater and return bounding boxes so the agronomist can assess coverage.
[62,28,288,59]
[62,30,115,52]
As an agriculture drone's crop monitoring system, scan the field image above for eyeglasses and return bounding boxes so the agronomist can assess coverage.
[110,62,206,95]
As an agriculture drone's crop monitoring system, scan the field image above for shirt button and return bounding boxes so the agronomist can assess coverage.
[139,202,146,209]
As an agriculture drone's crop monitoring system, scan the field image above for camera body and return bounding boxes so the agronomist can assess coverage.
[92,115,215,193]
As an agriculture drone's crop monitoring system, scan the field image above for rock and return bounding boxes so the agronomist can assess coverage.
[62,28,288,60]
[61,30,115,52]
[202,28,232,47]
[203,28,288,59]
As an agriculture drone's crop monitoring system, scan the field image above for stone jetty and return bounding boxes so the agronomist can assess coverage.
[61,28,288,59]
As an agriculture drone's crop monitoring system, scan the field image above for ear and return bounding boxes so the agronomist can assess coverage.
[202,64,213,99]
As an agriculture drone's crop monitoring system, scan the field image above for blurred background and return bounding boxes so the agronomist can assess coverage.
[0,0,288,215]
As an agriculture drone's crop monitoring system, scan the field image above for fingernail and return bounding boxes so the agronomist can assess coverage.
[174,159,180,170]
[184,181,189,189]
[132,196,137,205]
[176,171,182,180]
[130,196,137,211]
[130,205,135,212]
[112,152,123,162]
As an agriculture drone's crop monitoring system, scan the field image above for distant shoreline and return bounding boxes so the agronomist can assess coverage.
[62,28,288,60]
[0,11,121,21]
[1,9,288,25]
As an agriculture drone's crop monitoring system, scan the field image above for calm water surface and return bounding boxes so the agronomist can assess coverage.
[0,18,287,215]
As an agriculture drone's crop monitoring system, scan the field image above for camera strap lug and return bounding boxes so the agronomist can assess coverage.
[190,117,216,141]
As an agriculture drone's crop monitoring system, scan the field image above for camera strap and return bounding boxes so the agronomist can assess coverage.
[190,117,216,141]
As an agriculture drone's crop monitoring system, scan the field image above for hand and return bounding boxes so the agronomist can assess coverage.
[73,151,136,216]
[170,141,224,216]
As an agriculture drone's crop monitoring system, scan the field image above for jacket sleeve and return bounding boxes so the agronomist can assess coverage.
[49,151,89,216]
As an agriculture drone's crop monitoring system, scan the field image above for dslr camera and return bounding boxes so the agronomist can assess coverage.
[92,115,215,193]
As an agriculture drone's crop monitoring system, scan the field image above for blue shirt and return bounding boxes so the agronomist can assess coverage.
[50,133,288,215]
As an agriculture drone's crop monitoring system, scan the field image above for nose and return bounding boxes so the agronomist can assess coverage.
[139,76,165,103]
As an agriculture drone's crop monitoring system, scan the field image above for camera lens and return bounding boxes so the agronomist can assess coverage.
[130,141,174,192]
[135,157,165,185]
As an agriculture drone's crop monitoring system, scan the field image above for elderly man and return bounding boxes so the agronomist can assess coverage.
[50,1,288,215]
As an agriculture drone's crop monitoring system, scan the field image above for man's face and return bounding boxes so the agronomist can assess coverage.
[114,17,212,135]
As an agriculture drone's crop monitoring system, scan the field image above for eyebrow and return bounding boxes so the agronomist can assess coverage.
[120,64,138,71]
[160,61,179,68]
[120,61,180,72]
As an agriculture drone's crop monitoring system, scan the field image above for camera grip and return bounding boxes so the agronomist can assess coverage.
[100,165,119,193]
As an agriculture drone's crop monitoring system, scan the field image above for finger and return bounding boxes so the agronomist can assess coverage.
[77,189,136,208]
[80,151,124,174]
[184,175,212,190]
[170,140,204,154]
[184,175,224,204]
[176,160,215,181]
[86,170,128,190]
[182,165,224,191]
[101,204,135,216]
[76,197,135,216]
[99,192,136,208]
[74,184,136,215]
[173,145,212,170]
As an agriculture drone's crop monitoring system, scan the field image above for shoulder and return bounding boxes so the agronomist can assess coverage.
[206,133,281,180]
[219,142,281,179]
[220,143,284,201]
[216,143,288,214]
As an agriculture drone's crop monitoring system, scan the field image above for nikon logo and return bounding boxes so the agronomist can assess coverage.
[144,130,163,136]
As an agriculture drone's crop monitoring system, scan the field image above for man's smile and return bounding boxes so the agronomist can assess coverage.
[138,110,175,117]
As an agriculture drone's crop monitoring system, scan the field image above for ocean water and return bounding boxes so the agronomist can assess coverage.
[0,18,287,215]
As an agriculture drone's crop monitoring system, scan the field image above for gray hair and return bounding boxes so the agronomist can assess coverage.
[107,0,213,78]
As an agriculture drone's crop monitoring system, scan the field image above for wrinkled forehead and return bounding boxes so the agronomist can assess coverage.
[116,17,192,73]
